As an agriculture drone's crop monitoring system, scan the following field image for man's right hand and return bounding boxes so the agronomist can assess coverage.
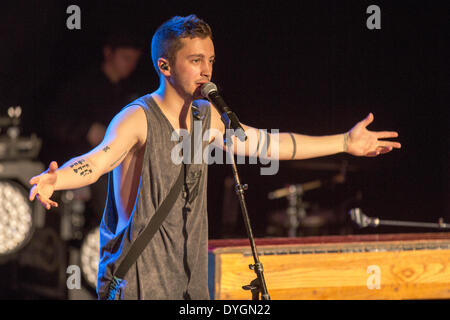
[29,161,59,210]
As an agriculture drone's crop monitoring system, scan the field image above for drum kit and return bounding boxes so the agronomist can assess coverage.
[266,159,361,237]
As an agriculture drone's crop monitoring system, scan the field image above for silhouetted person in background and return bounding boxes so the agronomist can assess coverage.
[45,33,143,230]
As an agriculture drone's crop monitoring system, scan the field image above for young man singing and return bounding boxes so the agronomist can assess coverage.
[28,15,401,300]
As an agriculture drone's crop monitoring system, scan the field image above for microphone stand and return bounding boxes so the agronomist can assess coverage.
[221,113,270,301]
[350,208,450,230]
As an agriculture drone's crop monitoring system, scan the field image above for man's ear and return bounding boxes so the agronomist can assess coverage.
[158,58,170,75]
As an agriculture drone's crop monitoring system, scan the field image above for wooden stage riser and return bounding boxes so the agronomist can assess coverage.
[213,249,450,300]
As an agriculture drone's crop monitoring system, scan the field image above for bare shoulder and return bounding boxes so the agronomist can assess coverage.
[109,104,148,148]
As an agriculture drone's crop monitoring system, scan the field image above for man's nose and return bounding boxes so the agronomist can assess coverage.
[201,61,212,79]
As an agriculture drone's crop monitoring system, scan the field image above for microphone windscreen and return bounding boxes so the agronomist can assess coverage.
[200,82,218,98]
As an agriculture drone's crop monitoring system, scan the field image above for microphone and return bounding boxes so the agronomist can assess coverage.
[201,82,247,142]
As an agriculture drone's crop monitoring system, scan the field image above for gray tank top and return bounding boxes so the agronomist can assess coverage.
[96,94,211,300]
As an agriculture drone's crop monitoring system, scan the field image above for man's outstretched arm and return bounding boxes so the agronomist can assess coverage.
[209,106,401,159]
[29,105,147,210]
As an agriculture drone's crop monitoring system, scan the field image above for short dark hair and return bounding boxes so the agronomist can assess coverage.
[151,14,213,75]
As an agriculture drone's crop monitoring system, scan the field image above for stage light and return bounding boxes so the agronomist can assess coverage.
[0,180,34,256]
[0,105,45,262]
[80,226,100,289]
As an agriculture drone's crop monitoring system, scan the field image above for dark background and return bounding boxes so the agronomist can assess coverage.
[0,0,448,239]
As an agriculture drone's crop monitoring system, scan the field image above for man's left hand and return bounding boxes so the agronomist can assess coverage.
[346,113,401,157]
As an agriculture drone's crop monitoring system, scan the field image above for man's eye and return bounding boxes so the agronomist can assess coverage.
[192,59,200,63]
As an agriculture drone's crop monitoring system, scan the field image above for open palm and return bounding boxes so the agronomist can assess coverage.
[347,113,401,157]
[29,161,59,210]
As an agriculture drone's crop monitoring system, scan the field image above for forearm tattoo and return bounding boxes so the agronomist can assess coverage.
[288,132,296,160]
[249,130,272,158]
[102,145,110,152]
[252,130,262,157]
[250,129,261,157]
[110,150,128,168]
[70,159,93,177]
[260,130,269,157]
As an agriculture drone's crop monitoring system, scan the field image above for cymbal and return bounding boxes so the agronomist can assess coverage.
[268,172,346,199]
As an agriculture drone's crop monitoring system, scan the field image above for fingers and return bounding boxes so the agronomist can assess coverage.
[362,113,374,126]
[29,185,38,201]
[367,148,388,157]
[378,140,402,149]
[49,161,58,173]
[46,199,59,209]
[375,131,399,139]
[378,146,393,154]
[29,185,58,210]
[36,194,59,210]
[29,176,40,185]
[367,145,395,157]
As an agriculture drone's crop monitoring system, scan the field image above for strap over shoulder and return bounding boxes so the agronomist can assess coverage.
[192,99,210,120]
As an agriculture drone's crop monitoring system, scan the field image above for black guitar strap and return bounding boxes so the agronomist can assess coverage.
[106,104,201,300]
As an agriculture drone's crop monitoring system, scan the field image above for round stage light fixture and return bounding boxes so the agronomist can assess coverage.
[80,226,100,289]
[0,180,34,257]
